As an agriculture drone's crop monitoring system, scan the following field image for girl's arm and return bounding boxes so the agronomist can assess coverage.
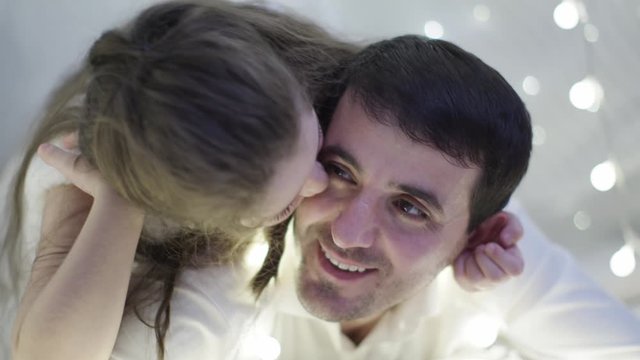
[12,143,144,360]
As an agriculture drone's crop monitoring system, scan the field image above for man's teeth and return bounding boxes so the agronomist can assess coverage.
[322,249,366,273]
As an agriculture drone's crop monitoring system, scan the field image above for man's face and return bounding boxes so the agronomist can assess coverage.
[293,91,480,322]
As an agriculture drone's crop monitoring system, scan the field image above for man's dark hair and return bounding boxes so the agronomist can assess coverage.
[320,35,532,231]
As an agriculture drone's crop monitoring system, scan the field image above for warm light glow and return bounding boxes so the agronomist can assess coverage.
[590,160,617,192]
[424,21,444,39]
[522,75,540,95]
[473,5,491,22]
[461,314,500,348]
[241,334,282,360]
[244,241,269,269]
[569,76,604,112]
[532,125,547,146]
[258,336,282,360]
[573,211,591,230]
[554,1,580,30]
[610,245,636,278]
[584,23,599,42]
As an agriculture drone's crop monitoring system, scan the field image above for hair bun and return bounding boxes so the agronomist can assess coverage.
[131,2,187,47]
[88,31,140,70]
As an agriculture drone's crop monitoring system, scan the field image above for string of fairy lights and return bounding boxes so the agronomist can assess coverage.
[423,1,638,278]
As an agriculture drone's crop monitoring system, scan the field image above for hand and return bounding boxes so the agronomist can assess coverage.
[36,134,143,251]
[38,132,96,249]
[38,137,138,214]
[38,141,111,199]
[453,211,525,292]
[37,138,143,244]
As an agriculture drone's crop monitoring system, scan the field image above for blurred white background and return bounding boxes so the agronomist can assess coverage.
[1,0,639,313]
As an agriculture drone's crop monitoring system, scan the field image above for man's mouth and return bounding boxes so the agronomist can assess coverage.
[316,242,376,281]
[321,247,367,273]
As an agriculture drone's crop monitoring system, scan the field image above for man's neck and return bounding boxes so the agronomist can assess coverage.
[339,312,385,346]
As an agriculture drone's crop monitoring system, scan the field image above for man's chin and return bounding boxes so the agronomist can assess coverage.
[295,274,375,323]
[294,233,377,321]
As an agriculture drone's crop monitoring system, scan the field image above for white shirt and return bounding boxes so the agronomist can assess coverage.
[259,201,640,360]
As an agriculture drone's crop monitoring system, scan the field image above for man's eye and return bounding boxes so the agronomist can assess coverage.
[325,163,353,182]
[393,199,428,220]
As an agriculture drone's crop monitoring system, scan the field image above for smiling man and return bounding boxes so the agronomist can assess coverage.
[295,89,482,340]
[262,35,640,359]
[299,87,484,316]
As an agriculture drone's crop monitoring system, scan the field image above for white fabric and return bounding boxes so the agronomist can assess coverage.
[259,201,640,360]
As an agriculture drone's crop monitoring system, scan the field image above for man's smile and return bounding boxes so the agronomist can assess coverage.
[315,241,377,281]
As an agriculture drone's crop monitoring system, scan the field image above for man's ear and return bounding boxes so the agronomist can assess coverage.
[465,212,508,250]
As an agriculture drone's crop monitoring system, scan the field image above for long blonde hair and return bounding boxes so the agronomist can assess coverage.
[2,1,358,358]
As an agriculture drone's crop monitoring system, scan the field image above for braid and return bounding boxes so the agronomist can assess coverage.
[250,216,291,297]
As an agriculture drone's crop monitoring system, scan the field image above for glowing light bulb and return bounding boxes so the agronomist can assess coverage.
[522,76,540,96]
[554,1,580,29]
[569,76,603,112]
[590,160,616,192]
[473,5,491,22]
[573,211,591,230]
[424,21,444,39]
[610,245,636,278]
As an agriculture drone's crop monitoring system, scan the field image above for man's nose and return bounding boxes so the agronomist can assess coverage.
[299,161,328,198]
[331,194,378,249]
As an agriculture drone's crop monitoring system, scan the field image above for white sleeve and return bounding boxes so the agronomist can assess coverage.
[480,201,640,359]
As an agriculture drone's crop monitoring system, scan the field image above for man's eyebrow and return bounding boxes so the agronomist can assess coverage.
[319,145,361,172]
[395,184,444,216]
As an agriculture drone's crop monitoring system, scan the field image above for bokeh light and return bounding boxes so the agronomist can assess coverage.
[590,160,617,192]
[610,245,636,278]
[554,1,580,30]
[573,211,591,230]
[473,5,491,22]
[424,20,444,39]
[532,125,547,146]
[584,23,599,42]
[522,75,541,96]
[569,76,604,112]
